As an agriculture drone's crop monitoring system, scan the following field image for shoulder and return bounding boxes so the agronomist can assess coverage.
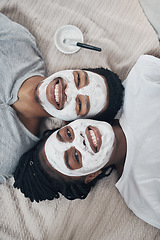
[0,107,38,181]
[126,55,160,76]
[0,13,35,42]
[134,55,160,80]
[137,54,160,68]
[124,55,160,90]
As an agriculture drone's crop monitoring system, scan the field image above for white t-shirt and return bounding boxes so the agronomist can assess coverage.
[0,14,46,183]
[116,55,160,229]
[139,0,160,40]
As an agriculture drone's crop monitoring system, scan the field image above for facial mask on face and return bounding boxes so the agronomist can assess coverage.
[38,70,107,121]
[44,119,115,177]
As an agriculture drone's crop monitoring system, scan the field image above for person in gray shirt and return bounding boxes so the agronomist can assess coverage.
[0,13,46,183]
[0,13,124,183]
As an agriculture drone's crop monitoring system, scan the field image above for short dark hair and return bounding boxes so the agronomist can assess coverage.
[14,130,114,202]
[84,68,124,123]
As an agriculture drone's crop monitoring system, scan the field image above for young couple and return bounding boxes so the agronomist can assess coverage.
[1,13,160,229]
[14,54,160,229]
[0,13,123,183]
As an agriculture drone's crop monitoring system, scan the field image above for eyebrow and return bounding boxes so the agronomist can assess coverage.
[56,131,64,142]
[84,71,88,85]
[64,151,73,169]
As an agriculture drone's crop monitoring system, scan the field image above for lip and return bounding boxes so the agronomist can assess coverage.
[46,78,67,110]
[85,126,102,153]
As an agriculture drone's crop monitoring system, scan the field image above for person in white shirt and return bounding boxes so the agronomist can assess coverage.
[14,55,160,228]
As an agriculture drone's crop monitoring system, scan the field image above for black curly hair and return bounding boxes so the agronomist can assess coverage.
[14,130,114,202]
[84,68,124,123]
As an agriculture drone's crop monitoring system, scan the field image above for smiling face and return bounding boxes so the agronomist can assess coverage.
[43,119,115,177]
[37,70,108,121]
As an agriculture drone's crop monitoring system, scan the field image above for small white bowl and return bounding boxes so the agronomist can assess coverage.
[54,25,84,54]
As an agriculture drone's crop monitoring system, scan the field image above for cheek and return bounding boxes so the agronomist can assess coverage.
[81,153,90,164]
[47,144,67,164]
[62,99,77,116]
[88,89,107,114]
[53,150,64,160]
[80,152,98,169]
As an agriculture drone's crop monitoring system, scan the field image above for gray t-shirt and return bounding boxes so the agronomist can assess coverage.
[0,13,46,183]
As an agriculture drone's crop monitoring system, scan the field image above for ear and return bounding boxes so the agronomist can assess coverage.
[84,170,102,184]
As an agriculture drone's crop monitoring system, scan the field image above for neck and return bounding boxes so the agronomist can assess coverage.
[107,120,127,178]
[11,75,49,136]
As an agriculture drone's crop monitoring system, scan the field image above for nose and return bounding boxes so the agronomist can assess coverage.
[63,91,67,102]
[80,133,86,147]
[62,81,67,100]
[83,139,86,147]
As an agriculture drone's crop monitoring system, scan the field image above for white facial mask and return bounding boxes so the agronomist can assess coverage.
[38,70,107,121]
[44,119,115,176]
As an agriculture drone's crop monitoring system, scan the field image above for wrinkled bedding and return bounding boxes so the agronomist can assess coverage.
[0,0,160,239]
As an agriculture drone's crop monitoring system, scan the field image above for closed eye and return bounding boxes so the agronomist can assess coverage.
[76,95,90,116]
[73,70,89,89]
[77,73,80,87]
[78,99,82,113]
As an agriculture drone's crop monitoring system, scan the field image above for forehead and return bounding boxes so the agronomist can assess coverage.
[40,146,70,181]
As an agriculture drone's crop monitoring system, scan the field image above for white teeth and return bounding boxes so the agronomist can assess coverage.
[89,130,97,147]
[54,83,59,104]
